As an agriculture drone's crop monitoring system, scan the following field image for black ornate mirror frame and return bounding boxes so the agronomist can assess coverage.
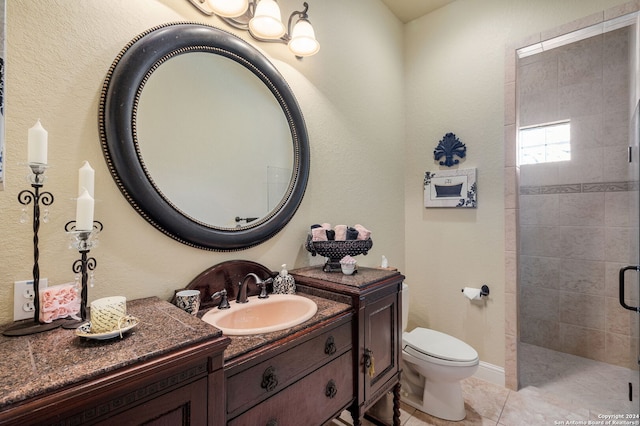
[99,22,310,251]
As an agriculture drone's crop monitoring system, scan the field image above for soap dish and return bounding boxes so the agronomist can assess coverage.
[75,316,139,340]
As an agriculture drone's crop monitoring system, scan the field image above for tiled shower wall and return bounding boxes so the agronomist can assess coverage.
[517,26,639,369]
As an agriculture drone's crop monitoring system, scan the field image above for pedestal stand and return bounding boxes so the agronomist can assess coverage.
[62,221,103,329]
[3,164,60,336]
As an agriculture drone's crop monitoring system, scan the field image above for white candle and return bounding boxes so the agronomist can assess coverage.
[91,296,127,333]
[78,161,95,198]
[76,188,94,231]
[27,120,48,164]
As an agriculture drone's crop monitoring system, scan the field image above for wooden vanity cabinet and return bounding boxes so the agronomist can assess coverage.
[224,312,354,425]
[291,267,405,426]
[0,338,229,426]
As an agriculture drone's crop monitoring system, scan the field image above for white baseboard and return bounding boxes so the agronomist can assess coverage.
[473,361,505,387]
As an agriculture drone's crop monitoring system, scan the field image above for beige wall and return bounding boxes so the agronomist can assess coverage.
[403,0,634,370]
[2,0,636,375]
[0,0,405,325]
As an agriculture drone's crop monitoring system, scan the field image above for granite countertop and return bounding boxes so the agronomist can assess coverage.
[290,266,403,289]
[0,297,222,409]
[0,293,352,410]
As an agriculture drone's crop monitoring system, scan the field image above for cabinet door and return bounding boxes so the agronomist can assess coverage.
[363,291,399,402]
[96,378,208,426]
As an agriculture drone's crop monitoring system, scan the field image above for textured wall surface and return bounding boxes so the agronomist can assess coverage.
[0,0,405,325]
[1,0,636,374]
[403,0,634,369]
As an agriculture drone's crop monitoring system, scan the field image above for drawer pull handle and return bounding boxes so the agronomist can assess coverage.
[364,348,375,377]
[261,366,278,392]
[324,336,336,355]
[266,420,278,426]
[325,380,338,399]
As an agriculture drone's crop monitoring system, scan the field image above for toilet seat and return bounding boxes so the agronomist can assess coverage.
[403,328,478,366]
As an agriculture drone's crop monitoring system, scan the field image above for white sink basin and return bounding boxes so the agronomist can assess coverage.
[201,294,318,335]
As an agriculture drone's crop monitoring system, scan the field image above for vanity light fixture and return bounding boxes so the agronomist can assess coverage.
[249,0,286,39]
[206,0,248,17]
[187,0,320,57]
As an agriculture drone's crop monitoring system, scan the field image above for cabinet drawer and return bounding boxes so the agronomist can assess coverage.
[227,321,351,415]
[229,351,353,426]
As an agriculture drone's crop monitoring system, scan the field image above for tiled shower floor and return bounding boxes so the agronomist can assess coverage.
[519,342,639,416]
[325,343,639,425]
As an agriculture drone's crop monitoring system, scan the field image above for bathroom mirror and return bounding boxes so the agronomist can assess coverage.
[99,22,310,251]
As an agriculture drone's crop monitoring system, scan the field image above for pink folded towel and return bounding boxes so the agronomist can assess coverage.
[312,227,328,241]
[321,223,332,230]
[354,224,371,240]
[334,225,347,241]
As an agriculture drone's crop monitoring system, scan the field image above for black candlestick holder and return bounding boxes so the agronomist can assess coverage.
[62,220,103,329]
[3,163,61,336]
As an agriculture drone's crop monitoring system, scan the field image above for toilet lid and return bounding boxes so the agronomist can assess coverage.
[403,328,478,363]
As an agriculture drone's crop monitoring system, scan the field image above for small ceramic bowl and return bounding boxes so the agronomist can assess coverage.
[340,263,356,275]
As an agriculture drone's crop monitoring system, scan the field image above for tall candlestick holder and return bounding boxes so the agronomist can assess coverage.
[3,163,60,336]
[62,220,103,329]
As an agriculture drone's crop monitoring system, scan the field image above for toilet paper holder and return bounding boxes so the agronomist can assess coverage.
[460,285,490,297]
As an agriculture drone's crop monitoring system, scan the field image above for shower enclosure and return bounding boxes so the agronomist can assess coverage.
[515,11,639,415]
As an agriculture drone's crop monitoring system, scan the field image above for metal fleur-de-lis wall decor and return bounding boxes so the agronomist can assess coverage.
[434,132,466,167]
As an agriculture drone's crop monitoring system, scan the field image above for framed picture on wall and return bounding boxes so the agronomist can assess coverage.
[424,168,477,208]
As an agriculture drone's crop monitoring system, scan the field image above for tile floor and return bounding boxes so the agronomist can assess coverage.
[519,343,639,416]
[326,344,639,426]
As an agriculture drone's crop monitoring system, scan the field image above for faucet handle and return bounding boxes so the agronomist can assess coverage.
[257,277,273,299]
[211,289,230,309]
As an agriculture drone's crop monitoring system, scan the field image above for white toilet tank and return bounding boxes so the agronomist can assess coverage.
[402,282,409,331]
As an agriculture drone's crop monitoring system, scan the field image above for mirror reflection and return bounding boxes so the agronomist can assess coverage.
[100,22,310,250]
[137,53,293,228]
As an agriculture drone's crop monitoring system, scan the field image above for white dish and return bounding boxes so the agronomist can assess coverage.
[75,316,139,340]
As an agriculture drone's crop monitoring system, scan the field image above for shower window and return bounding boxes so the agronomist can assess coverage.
[518,121,570,165]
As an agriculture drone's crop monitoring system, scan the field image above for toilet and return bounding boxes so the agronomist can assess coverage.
[401,283,479,421]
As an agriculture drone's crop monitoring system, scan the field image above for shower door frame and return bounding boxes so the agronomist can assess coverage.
[503,2,640,398]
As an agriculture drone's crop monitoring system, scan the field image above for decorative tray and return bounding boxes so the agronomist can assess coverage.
[75,316,139,340]
[305,235,373,272]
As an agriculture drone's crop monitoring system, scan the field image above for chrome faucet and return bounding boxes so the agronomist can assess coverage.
[236,273,273,303]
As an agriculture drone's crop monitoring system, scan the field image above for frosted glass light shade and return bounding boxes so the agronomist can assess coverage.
[206,0,249,18]
[288,19,319,56]
[249,0,285,39]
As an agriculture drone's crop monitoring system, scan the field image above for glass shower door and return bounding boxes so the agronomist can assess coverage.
[619,100,640,416]
[516,9,640,416]
[629,100,640,412]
